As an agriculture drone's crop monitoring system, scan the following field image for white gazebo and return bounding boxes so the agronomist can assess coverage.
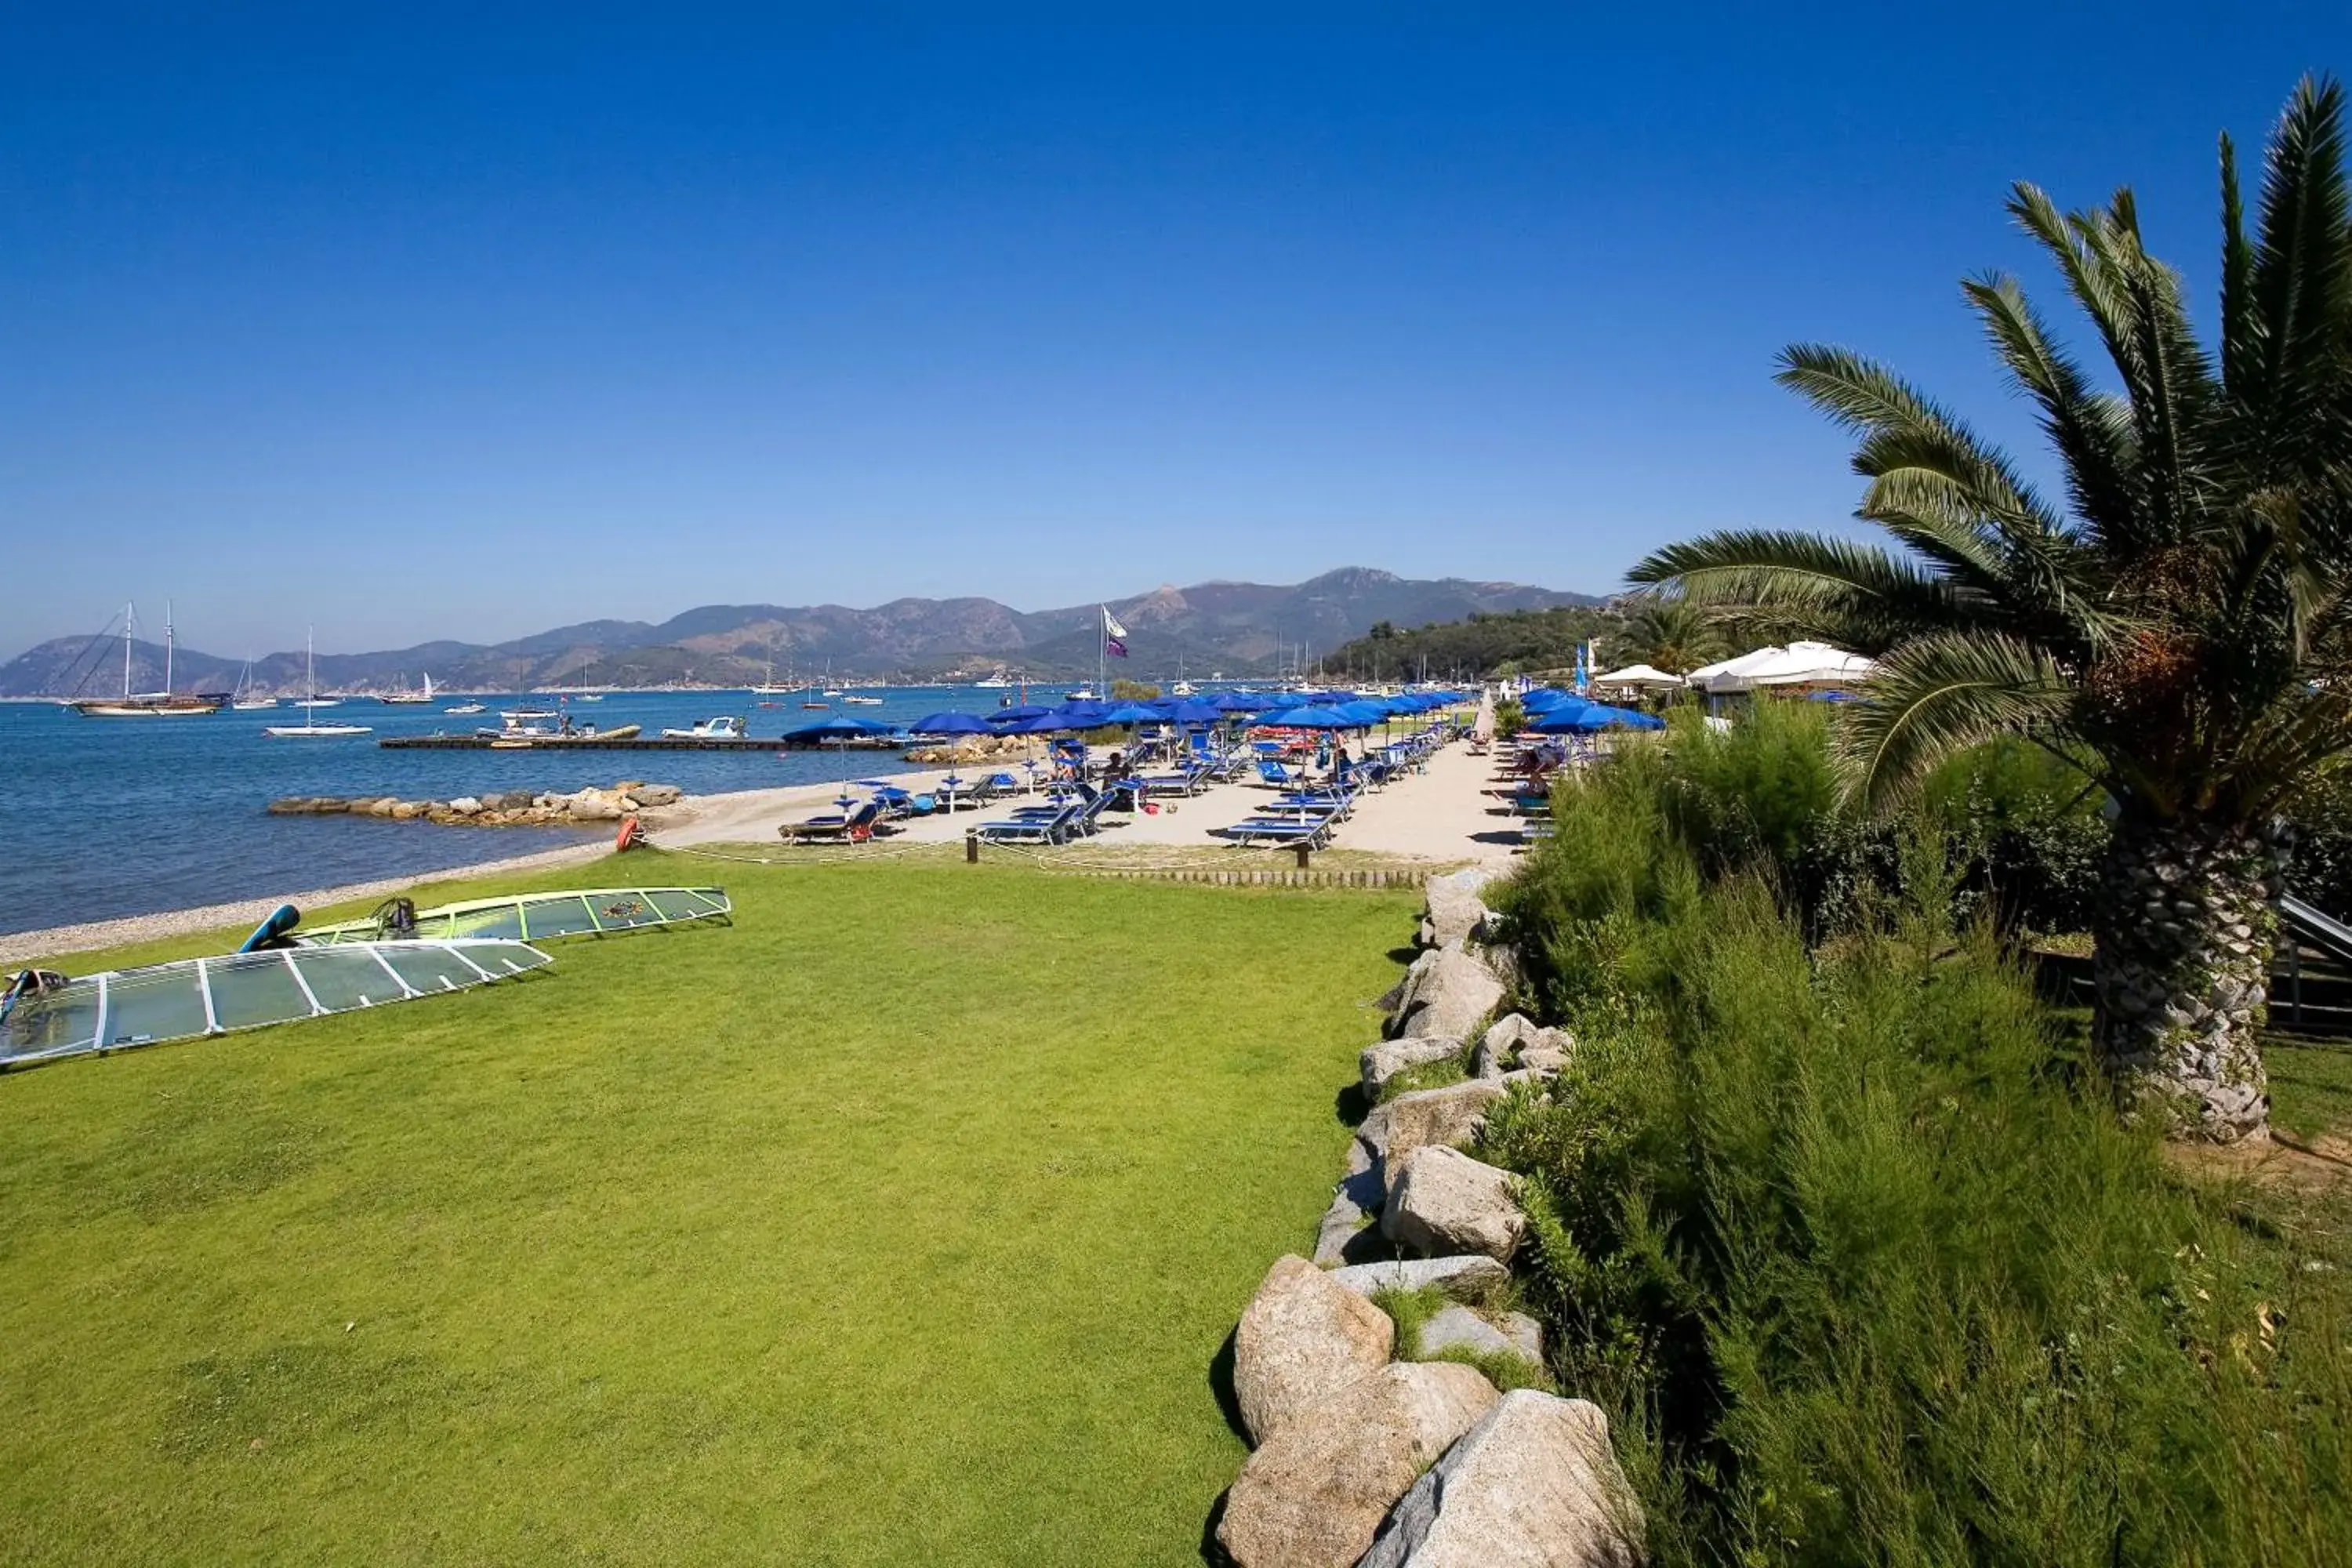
[1593,662,1686,690]
[1689,641,1876,694]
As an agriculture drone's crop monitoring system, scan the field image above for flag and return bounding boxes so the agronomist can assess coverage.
[1102,606,1129,659]
[1573,640,1591,695]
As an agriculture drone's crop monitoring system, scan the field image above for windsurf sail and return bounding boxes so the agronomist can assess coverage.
[0,940,551,1071]
[292,887,731,946]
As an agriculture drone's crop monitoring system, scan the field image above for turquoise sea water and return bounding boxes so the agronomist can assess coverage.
[0,685,1074,938]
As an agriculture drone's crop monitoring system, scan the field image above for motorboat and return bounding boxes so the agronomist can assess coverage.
[444,702,487,716]
[840,694,884,706]
[662,716,747,741]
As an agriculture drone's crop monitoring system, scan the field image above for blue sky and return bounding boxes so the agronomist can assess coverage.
[3,5,2346,657]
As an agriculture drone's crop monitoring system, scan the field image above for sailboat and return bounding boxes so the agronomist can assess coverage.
[230,659,278,710]
[264,630,373,737]
[71,602,223,716]
[1170,654,1196,697]
[379,672,434,706]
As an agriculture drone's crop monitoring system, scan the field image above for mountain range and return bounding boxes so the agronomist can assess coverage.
[0,569,1601,697]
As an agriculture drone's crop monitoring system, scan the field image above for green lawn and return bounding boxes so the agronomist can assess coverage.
[0,852,1414,1565]
[2267,1035,2352,1143]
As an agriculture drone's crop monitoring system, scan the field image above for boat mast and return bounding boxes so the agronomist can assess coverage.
[164,600,174,696]
[122,601,136,698]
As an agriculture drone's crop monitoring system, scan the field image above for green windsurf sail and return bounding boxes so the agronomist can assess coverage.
[0,940,552,1071]
[293,887,731,946]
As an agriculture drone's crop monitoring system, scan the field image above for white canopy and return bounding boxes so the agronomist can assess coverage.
[1593,662,1686,688]
[1691,641,1877,693]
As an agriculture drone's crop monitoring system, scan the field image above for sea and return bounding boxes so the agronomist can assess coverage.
[0,684,1078,937]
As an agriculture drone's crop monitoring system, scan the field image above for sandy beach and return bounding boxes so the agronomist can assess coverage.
[0,738,1522,967]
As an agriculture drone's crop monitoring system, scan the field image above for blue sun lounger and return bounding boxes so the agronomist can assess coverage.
[1218,813,1338,848]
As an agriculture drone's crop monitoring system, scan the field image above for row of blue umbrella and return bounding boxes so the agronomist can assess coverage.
[1518,688,1665,734]
[893,688,1469,739]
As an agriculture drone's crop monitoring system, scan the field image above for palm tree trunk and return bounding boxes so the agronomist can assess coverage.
[2091,815,2282,1142]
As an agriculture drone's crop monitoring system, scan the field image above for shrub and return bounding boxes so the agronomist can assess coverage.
[1483,752,2352,1564]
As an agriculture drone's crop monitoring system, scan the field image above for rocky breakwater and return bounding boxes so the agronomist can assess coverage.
[902,733,1037,765]
[1211,864,1644,1566]
[267,780,685,828]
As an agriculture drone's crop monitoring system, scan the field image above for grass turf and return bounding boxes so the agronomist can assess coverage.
[0,850,1414,1565]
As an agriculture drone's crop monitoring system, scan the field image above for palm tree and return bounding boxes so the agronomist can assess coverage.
[1631,78,2352,1142]
[1619,594,1732,674]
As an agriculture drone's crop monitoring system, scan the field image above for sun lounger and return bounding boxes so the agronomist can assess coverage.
[778,800,884,844]
[1218,815,1338,848]
[975,799,1084,844]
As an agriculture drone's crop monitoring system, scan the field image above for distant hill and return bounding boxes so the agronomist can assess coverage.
[0,568,1600,696]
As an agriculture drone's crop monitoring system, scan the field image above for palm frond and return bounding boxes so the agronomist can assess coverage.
[1963,272,2139,541]
[1835,633,2079,809]
[2232,75,2352,507]
[1626,530,1987,653]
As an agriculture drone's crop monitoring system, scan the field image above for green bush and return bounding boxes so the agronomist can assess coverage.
[1556,701,2106,942]
[1483,757,2352,1565]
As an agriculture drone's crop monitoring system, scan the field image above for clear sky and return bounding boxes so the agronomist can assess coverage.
[4,5,2345,658]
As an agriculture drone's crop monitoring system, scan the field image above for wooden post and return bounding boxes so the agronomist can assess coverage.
[1294,843,1311,870]
[965,831,979,865]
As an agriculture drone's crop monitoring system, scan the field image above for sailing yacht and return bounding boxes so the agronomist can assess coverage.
[71,602,223,716]
[230,659,278,710]
[264,630,373,737]
[379,673,434,706]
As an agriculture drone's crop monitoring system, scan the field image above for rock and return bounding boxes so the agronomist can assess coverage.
[1518,1040,1571,1077]
[1383,1146,1525,1261]
[1232,1255,1395,1445]
[1359,1390,1643,1568]
[390,801,423,820]
[1379,948,1445,1013]
[1218,1363,1498,1568]
[1474,1014,1575,1079]
[626,782,682,807]
[1325,1255,1510,1301]
[1424,868,1501,951]
[1359,1079,1509,1172]
[368,797,399,816]
[1498,1312,1544,1362]
[568,796,623,821]
[1416,1305,1544,1365]
[1313,1141,1388,1265]
[445,796,481,815]
[1391,948,1504,1042]
[1362,1036,1465,1098]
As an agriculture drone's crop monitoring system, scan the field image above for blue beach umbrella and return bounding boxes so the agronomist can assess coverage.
[1260,705,1356,730]
[911,711,993,735]
[999,710,1073,735]
[1153,697,1224,724]
[1096,702,1163,724]
[987,705,1052,724]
